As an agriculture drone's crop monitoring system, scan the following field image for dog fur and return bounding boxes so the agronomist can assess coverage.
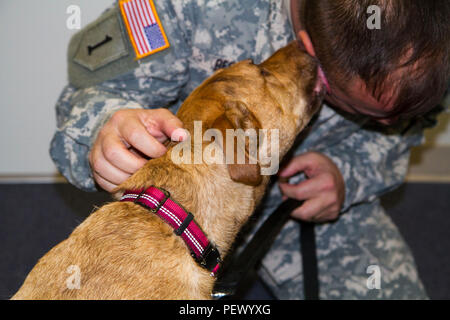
[13,41,323,300]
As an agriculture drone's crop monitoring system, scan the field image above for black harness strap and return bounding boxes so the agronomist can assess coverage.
[212,199,320,300]
[300,221,319,300]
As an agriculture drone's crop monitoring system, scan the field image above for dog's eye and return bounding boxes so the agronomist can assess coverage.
[260,68,271,77]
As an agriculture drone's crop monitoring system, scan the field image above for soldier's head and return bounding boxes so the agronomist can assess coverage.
[294,0,449,125]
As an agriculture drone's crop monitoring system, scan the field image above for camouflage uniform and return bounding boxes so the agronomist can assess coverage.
[50,0,439,299]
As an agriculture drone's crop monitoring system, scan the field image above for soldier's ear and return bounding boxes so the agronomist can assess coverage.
[298,30,316,57]
[211,101,262,186]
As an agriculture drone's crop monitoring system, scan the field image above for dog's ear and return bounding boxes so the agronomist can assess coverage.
[211,101,262,186]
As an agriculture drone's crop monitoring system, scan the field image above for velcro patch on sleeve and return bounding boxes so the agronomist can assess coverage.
[73,8,128,72]
[119,0,170,60]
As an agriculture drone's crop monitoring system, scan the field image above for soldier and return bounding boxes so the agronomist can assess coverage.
[50,0,449,299]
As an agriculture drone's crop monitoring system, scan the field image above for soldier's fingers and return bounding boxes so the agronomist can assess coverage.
[101,134,147,174]
[91,147,131,185]
[307,207,332,223]
[315,202,341,222]
[291,197,325,221]
[160,117,188,142]
[299,198,340,223]
[140,109,188,142]
[119,118,167,159]
[311,210,335,223]
[279,177,322,201]
[92,171,118,193]
[278,152,316,178]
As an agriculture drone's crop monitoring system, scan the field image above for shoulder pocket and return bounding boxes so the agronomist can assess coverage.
[73,7,128,71]
[68,5,139,88]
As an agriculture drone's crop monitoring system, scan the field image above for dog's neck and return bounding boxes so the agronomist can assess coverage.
[118,156,268,258]
[190,168,268,256]
[161,161,266,257]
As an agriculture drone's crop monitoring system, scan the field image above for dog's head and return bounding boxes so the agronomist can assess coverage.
[176,41,325,187]
[258,40,325,128]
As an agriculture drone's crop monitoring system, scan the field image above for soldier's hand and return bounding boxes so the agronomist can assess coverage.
[89,108,187,192]
[278,151,345,223]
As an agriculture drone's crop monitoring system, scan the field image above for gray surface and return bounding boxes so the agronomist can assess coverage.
[0,182,448,299]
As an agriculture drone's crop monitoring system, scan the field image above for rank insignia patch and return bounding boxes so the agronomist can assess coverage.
[119,0,170,60]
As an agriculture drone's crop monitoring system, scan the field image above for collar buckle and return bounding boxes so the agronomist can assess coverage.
[150,187,170,213]
[194,243,222,276]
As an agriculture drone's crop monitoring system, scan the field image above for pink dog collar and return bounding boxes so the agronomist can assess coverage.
[120,186,222,276]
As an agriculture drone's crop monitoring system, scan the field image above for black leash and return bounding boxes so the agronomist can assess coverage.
[212,198,319,300]
[299,220,320,300]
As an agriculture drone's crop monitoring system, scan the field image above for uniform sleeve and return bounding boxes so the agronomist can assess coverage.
[50,2,192,191]
[315,107,443,213]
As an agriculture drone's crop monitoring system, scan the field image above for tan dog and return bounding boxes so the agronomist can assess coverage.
[13,41,324,300]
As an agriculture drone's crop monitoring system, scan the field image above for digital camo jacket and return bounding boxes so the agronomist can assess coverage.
[51,0,446,299]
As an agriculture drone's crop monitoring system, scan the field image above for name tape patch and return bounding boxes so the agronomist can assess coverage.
[119,0,170,60]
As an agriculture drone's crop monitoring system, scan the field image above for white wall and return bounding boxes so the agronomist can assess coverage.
[0,0,448,178]
[0,0,113,176]
[423,98,450,146]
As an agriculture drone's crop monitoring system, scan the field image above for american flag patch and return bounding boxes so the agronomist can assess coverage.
[119,0,170,60]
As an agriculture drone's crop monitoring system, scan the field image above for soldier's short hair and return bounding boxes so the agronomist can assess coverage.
[302,0,449,119]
